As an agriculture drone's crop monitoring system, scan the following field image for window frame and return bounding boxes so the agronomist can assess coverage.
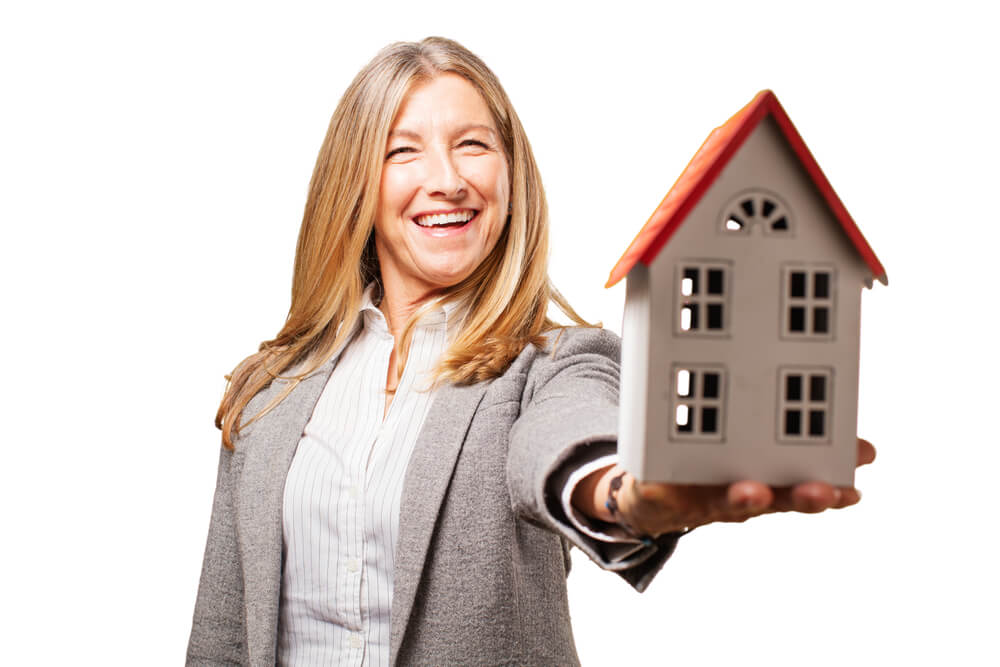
[780,264,836,341]
[670,364,727,443]
[777,367,834,444]
[719,189,794,236]
[675,261,732,338]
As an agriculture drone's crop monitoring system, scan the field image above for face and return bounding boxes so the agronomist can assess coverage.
[374,73,510,301]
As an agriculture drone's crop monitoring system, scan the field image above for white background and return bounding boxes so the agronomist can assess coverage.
[2,0,997,664]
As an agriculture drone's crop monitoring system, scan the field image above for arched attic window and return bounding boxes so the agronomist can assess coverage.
[721,190,793,235]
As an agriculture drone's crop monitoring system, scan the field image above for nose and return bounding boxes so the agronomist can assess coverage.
[423,145,466,199]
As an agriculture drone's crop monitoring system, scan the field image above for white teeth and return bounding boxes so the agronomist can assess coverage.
[414,210,475,227]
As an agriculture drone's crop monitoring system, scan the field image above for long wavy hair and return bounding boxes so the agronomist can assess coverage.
[216,37,590,449]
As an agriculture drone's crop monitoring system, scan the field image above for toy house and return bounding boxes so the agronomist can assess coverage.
[608,90,886,487]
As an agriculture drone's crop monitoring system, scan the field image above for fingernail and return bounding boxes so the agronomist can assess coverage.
[832,488,843,504]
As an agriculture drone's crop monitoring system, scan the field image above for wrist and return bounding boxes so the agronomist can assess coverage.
[604,469,655,545]
[571,463,616,522]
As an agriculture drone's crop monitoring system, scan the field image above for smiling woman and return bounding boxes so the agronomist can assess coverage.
[212,39,582,441]
[375,74,511,317]
[188,36,870,666]
[190,37,629,665]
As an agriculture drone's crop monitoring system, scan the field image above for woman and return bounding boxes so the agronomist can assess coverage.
[188,37,872,666]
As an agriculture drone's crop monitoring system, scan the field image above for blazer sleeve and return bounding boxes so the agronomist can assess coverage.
[506,327,682,593]
[187,445,248,665]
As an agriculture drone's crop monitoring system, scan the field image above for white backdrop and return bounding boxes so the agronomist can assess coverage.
[2,1,997,664]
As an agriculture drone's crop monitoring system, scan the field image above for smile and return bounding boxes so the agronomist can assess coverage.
[413,209,478,228]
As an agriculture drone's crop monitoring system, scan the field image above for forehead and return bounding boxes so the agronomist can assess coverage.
[391,73,497,134]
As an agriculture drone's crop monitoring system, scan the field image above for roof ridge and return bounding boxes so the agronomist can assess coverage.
[605,90,886,288]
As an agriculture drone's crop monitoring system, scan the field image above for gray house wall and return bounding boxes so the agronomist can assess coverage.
[620,116,870,486]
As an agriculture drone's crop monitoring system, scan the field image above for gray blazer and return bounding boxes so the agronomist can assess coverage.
[187,327,679,666]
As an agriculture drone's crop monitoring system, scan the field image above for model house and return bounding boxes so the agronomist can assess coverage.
[608,90,886,487]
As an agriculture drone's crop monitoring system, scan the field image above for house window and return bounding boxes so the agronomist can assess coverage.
[778,368,832,443]
[672,366,726,442]
[782,266,835,339]
[677,263,729,335]
[721,190,792,235]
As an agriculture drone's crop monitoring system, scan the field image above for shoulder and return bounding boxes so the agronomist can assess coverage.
[505,326,621,374]
[231,362,335,452]
[538,326,621,362]
[491,327,621,408]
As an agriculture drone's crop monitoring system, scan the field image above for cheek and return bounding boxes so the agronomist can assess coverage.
[378,167,421,221]
[469,163,510,220]
[494,167,510,204]
[491,167,511,238]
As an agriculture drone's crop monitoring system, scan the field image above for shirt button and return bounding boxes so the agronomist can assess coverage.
[350,633,362,649]
[348,485,360,500]
[347,558,360,573]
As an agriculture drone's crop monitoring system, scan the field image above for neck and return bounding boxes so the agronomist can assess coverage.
[377,281,442,338]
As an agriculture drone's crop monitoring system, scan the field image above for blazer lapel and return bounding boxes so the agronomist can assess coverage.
[235,357,339,665]
[389,380,490,663]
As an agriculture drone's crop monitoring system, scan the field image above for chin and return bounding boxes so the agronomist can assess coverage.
[414,257,480,288]
[421,269,473,291]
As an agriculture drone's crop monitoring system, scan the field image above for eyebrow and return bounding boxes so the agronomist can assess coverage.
[388,123,498,141]
[388,128,422,141]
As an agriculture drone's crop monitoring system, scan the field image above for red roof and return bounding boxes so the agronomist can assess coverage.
[606,90,887,287]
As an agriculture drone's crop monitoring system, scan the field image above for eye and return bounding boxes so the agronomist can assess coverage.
[385,146,416,160]
[458,139,490,150]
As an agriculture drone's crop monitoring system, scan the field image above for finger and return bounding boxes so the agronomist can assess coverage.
[770,482,839,513]
[726,480,774,512]
[832,486,861,509]
[790,481,840,513]
[857,438,876,467]
[709,481,776,523]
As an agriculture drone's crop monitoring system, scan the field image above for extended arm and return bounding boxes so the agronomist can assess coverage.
[506,327,683,592]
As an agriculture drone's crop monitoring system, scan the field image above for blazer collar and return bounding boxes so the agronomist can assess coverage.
[389,379,489,664]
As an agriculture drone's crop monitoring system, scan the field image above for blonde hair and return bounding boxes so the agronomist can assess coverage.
[217,36,589,449]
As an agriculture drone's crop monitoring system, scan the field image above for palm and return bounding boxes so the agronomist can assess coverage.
[617,438,876,536]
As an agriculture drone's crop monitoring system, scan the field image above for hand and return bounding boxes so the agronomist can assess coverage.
[575,438,876,538]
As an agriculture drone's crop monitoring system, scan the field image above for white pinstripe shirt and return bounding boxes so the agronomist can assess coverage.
[277,288,636,666]
[277,288,459,666]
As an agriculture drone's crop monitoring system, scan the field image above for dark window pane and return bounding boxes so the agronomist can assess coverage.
[683,304,699,330]
[683,267,699,294]
[813,307,829,334]
[741,199,755,216]
[703,372,719,398]
[771,216,788,231]
[790,272,806,298]
[707,269,724,295]
[786,374,802,401]
[789,307,806,332]
[707,304,724,329]
[810,375,826,402]
[701,407,718,433]
[762,199,776,217]
[814,272,830,298]
[785,409,801,435]
[809,410,825,437]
